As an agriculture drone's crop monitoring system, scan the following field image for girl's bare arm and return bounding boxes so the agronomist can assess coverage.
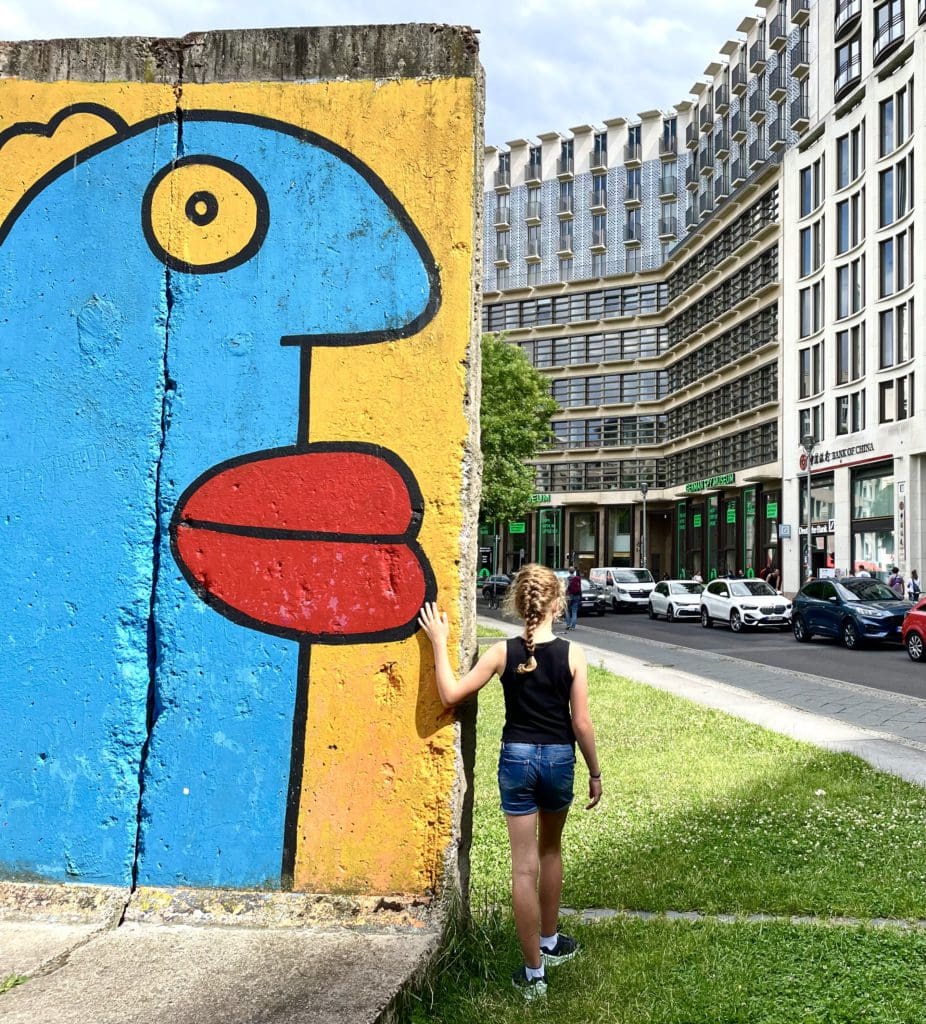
[568,643,602,809]
[418,602,506,708]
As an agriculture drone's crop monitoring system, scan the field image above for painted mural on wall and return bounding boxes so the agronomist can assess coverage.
[0,75,476,892]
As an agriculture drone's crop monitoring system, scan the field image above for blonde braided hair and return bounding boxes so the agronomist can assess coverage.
[502,563,565,673]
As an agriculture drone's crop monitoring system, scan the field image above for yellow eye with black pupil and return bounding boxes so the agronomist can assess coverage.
[142,155,269,274]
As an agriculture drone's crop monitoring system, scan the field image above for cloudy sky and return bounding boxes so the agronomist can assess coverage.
[1,0,754,142]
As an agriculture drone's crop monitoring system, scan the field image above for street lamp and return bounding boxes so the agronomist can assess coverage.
[640,481,649,569]
[801,434,815,581]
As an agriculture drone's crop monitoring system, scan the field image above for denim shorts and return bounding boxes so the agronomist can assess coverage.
[497,742,576,816]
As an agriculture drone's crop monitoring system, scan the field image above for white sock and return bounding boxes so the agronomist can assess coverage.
[540,932,558,951]
[526,963,545,980]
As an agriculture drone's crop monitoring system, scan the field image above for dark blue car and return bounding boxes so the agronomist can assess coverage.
[792,576,913,650]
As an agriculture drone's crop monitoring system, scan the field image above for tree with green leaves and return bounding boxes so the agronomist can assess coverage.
[480,332,559,523]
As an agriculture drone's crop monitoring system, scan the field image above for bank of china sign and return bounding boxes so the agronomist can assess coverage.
[685,473,735,493]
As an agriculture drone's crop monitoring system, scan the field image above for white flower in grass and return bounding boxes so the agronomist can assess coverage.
[814,789,826,797]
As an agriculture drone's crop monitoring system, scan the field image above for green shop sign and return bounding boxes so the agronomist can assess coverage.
[766,500,779,519]
[530,493,551,504]
[726,503,737,524]
[693,513,702,527]
[508,521,526,534]
[685,473,735,493]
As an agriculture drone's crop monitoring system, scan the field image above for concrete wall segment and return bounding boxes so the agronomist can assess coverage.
[0,26,483,899]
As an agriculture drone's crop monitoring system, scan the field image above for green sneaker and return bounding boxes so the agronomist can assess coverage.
[511,965,547,1000]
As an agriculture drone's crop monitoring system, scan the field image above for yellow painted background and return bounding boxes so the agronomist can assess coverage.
[0,76,477,894]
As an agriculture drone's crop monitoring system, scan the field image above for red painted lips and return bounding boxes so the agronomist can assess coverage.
[169,445,432,642]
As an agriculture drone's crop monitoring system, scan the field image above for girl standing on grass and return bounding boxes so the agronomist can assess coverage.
[419,563,602,1000]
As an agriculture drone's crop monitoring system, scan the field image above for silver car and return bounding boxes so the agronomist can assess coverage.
[648,580,704,622]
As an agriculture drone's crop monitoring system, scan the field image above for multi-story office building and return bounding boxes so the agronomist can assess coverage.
[482,0,924,588]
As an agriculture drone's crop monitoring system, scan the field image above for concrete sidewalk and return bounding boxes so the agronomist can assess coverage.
[480,615,926,788]
[0,884,440,1024]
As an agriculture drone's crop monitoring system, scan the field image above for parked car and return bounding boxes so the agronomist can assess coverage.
[792,576,913,650]
[589,566,656,612]
[700,578,792,632]
[648,580,703,621]
[553,571,607,616]
[481,574,511,604]
[901,597,926,661]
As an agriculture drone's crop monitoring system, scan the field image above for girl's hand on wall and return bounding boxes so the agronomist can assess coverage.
[418,602,450,647]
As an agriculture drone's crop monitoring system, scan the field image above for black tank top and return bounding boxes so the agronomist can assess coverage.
[500,636,575,745]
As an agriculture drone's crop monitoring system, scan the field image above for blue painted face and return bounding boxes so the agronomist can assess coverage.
[0,108,439,889]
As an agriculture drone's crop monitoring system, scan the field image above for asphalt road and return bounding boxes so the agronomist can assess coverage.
[478,598,926,701]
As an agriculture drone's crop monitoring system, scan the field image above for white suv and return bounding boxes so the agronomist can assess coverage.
[700,578,792,632]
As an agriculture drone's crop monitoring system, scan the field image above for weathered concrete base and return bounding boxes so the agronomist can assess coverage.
[0,921,439,1024]
[0,883,441,1023]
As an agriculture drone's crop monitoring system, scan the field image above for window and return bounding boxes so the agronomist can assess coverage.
[559,218,573,251]
[593,131,608,165]
[881,228,914,295]
[836,389,866,435]
[625,249,641,273]
[527,262,540,285]
[836,256,864,318]
[836,121,865,187]
[879,375,914,422]
[799,341,824,399]
[591,252,606,277]
[836,323,866,383]
[559,257,573,282]
[526,185,540,218]
[591,172,607,206]
[495,266,509,290]
[799,404,824,442]
[799,281,824,337]
[836,189,865,253]
[875,0,906,62]
[527,223,541,257]
[800,220,823,276]
[879,95,895,156]
[880,167,894,226]
[559,178,574,214]
[799,158,824,216]
[835,36,861,95]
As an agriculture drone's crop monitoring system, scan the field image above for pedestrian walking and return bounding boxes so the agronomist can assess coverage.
[565,566,582,631]
[888,566,905,598]
[418,564,602,1001]
[908,569,921,601]
[856,563,871,578]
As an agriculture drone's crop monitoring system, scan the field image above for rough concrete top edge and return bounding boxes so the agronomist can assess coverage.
[0,25,482,84]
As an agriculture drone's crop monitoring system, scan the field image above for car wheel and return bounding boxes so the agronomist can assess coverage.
[647,603,656,619]
[906,631,925,662]
[700,607,712,629]
[730,610,743,633]
[597,608,606,617]
[792,615,811,642]
[842,619,861,650]
[666,604,675,623]
[611,597,621,613]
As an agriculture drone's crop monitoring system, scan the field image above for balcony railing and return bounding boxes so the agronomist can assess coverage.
[834,55,862,98]
[835,0,862,38]
[624,142,642,165]
[556,156,574,177]
[659,175,677,197]
[699,147,714,173]
[790,41,810,77]
[749,40,766,72]
[732,61,748,94]
[493,169,510,189]
[874,12,906,64]
[731,158,746,184]
[624,222,642,244]
[589,149,608,171]
[699,192,714,215]
[494,244,510,264]
[685,205,699,229]
[658,216,678,238]
[659,136,678,157]
[769,118,787,150]
[769,12,788,51]
[625,182,642,204]
[792,0,810,24]
[749,90,767,121]
[769,66,787,100]
[557,234,573,253]
[558,196,574,215]
[685,163,699,189]
[525,162,542,184]
[700,105,714,130]
[715,130,730,158]
[715,85,730,113]
[589,190,607,210]
[591,229,608,249]
[686,122,699,148]
[494,207,510,229]
[749,139,766,168]
[790,95,810,131]
[525,201,542,221]
[715,179,730,202]
[731,110,746,140]
[526,240,541,259]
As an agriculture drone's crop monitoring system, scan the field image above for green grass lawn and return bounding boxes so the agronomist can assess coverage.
[409,661,926,1023]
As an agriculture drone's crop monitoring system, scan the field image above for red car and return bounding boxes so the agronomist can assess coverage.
[901,597,926,662]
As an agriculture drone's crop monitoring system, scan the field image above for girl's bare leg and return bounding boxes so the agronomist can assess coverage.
[538,808,569,936]
[506,812,541,967]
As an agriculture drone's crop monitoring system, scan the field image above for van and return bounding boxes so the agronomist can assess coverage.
[588,566,656,612]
